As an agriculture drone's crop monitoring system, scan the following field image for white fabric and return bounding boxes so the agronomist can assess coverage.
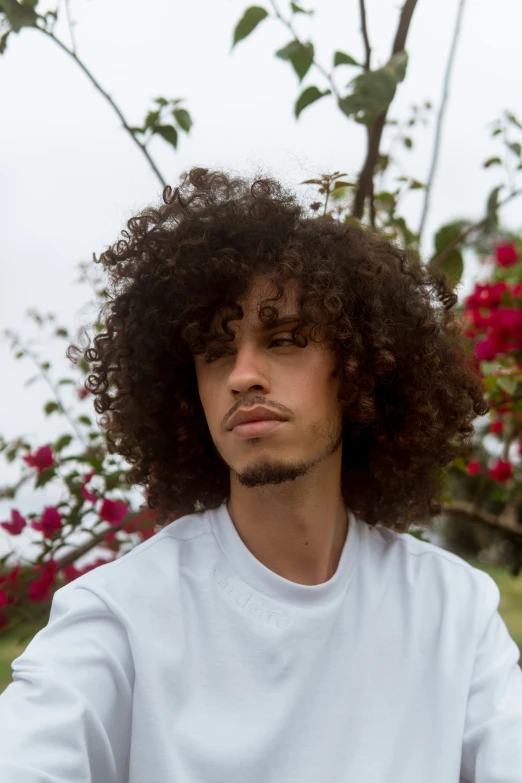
[0,502,520,782]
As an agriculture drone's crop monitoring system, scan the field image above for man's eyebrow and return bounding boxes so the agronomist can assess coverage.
[253,315,301,333]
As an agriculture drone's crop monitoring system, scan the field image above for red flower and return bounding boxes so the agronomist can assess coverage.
[77,386,91,400]
[495,243,518,267]
[22,445,54,473]
[489,420,503,435]
[80,470,97,504]
[488,458,513,483]
[99,498,128,526]
[27,561,59,603]
[31,507,63,538]
[466,459,482,475]
[0,509,27,535]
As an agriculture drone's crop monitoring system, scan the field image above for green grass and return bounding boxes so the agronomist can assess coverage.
[0,559,520,694]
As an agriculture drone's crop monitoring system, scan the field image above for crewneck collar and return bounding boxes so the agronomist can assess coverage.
[209,502,360,609]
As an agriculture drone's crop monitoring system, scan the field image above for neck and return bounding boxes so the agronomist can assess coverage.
[226,460,348,586]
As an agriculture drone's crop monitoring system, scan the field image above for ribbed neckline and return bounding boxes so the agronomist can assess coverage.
[209,502,360,609]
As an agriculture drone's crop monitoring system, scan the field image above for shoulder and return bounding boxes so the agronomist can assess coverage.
[359,520,499,630]
[54,509,212,611]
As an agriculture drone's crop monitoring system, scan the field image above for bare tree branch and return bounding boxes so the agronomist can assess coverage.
[358,0,371,71]
[442,499,522,540]
[418,0,468,244]
[36,27,167,188]
[352,0,419,220]
[64,0,77,55]
[428,187,522,270]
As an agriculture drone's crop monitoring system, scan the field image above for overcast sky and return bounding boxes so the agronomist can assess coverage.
[1,0,521,561]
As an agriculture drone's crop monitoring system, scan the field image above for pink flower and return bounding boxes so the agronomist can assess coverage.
[31,507,63,538]
[489,420,503,435]
[99,498,128,526]
[488,458,513,483]
[22,445,54,473]
[80,470,97,504]
[0,509,27,535]
[495,243,518,267]
[466,459,482,475]
[27,561,59,603]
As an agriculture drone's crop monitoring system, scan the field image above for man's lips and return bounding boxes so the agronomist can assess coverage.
[231,419,286,437]
[227,406,288,430]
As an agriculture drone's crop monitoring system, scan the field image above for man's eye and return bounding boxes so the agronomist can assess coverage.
[202,337,297,364]
[269,338,296,348]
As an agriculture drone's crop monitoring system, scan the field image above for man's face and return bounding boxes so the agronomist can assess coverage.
[193,274,343,488]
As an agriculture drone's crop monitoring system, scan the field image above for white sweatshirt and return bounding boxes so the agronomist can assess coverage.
[0,502,520,782]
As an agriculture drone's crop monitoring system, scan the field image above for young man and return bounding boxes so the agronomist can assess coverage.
[0,167,520,781]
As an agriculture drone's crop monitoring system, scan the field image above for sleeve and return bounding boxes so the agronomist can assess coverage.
[0,584,134,782]
[460,571,522,783]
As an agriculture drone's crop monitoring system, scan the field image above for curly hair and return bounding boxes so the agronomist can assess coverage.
[68,166,489,531]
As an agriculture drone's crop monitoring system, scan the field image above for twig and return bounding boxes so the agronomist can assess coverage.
[64,0,77,55]
[35,27,167,188]
[267,0,342,101]
[351,0,419,220]
[358,0,371,71]
[418,0,468,244]
[4,331,88,449]
[442,499,522,540]
[428,187,522,269]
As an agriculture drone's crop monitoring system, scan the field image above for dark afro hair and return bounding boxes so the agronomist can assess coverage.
[67,166,489,531]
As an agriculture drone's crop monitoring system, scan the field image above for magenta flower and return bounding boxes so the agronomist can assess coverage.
[495,243,518,267]
[0,509,27,535]
[99,498,128,526]
[22,445,54,474]
[31,507,63,538]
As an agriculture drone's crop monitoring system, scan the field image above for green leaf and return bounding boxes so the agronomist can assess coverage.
[44,401,60,416]
[433,220,469,255]
[438,249,464,290]
[128,126,145,135]
[403,136,413,149]
[155,124,178,149]
[497,376,518,395]
[483,156,502,168]
[409,179,424,189]
[452,457,469,473]
[34,466,57,489]
[275,39,314,82]
[172,108,192,133]
[57,378,75,385]
[338,51,408,126]
[0,0,38,32]
[507,141,522,157]
[294,85,331,118]
[333,51,360,67]
[5,446,19,463]
[290,2,313,13]
[332,180,356,190]
[78,415,92,426]
[485,185,502,232]
[232,6,268,48]
[506,112,522,131]
[154,97,168,107]
[54,434,73,452]
[144,110,160,130]
[0,31,10,54]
